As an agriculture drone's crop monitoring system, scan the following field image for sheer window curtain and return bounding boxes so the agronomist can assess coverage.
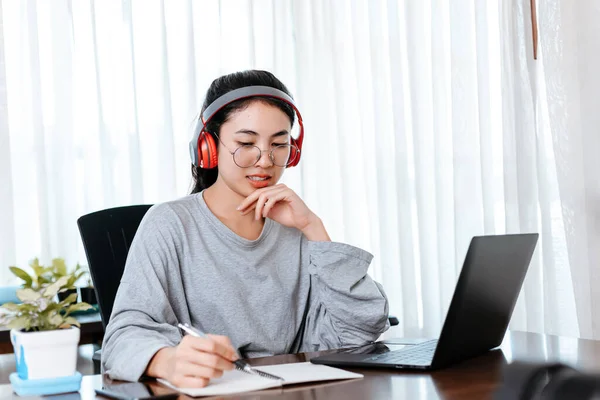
[536,0,600,340]
[0,0,597,339]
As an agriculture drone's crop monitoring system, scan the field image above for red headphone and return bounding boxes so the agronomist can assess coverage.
[189,86,304,169]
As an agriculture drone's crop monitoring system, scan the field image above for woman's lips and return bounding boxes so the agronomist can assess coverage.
[246,175,271,188]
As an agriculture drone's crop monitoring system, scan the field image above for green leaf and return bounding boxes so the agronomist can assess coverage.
[67,302,92,313]
[17,288,41,302]
[53,258,67,276]
[9,267,33,288]
[65,275,77,288]
[44,276,69,298]
[16,303,36,313]
[38,273,53,287]
[31,265,45,278]
[47,313,63,327]
[59,293,78,306]
[1,303,20,312]
[43,303,60,313]
[7,316,30,330]
[30,258,44,281]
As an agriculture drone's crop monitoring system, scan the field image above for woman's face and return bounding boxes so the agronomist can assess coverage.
[216,101,293,198]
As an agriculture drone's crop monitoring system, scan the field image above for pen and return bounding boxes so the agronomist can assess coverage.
[177,323,283,381]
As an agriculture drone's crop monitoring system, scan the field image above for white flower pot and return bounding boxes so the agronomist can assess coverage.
[10,327,80,380]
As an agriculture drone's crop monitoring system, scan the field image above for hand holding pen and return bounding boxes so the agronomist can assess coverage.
[178,323,283,381]
[145,323,239,388]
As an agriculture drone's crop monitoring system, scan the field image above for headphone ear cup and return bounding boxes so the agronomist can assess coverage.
[199,131,218,169]
[287,138,300,167]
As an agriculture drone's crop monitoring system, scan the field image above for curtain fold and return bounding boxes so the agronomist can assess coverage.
[1,0,598,339]
[538,0,600,339]
[0,0,16,277]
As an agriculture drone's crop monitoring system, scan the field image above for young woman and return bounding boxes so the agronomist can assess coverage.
[102,70,389,388]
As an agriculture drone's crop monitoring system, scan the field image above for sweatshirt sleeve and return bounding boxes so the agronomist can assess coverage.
[300,241,390,351]
[101,205,183,382]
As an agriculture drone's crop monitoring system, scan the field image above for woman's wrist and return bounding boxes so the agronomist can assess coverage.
[145,346,174,379]
[301,216,331,242]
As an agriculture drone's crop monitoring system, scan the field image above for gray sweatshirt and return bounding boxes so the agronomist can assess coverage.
[102,192,389,381]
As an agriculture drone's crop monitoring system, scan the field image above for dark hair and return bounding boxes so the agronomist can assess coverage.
[190,70,296,194]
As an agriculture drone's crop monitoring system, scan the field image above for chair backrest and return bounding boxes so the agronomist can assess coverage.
[77,205,153,329]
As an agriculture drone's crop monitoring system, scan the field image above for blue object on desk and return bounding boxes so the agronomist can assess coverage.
[0,286,21,305]
[9,372,82,396]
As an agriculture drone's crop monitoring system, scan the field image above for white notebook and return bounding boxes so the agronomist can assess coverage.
[157,362,363,397]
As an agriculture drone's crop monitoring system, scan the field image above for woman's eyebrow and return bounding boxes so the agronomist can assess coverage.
[234,129,290,137]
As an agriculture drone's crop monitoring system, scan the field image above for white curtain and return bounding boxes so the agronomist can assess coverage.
[0,0,598,339]
[536,0,600,340]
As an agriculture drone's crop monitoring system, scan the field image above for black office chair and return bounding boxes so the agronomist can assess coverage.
[77,204,153,372]
[77,205,153,329]
[77,204,399,371]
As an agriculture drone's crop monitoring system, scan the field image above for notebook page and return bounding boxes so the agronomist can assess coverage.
[157,362,363,397]
[158,370,281,396]
[258,362,363,385]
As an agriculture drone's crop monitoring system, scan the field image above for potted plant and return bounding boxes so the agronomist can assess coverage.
[9,258,86,300]
[0,274,92,394]
[0,270,91,395]
[9,258,55,291]
[50,259,86,302]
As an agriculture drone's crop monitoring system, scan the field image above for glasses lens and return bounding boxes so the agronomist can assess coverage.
[233,145,261,168]
[272,144,295,167]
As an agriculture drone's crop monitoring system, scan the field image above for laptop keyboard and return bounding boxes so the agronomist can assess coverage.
[365,339,438,366]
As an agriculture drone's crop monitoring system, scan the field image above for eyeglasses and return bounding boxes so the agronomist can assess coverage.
[227,143,298,168]
[212,133,299,168]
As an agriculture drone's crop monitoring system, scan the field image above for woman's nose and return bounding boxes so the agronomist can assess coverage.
[255,149,274,168]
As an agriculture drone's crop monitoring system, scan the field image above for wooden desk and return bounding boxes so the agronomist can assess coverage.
[0,331,598,399]
[0,313,104,354]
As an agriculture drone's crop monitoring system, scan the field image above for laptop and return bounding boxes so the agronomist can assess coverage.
[311,233,539,370]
